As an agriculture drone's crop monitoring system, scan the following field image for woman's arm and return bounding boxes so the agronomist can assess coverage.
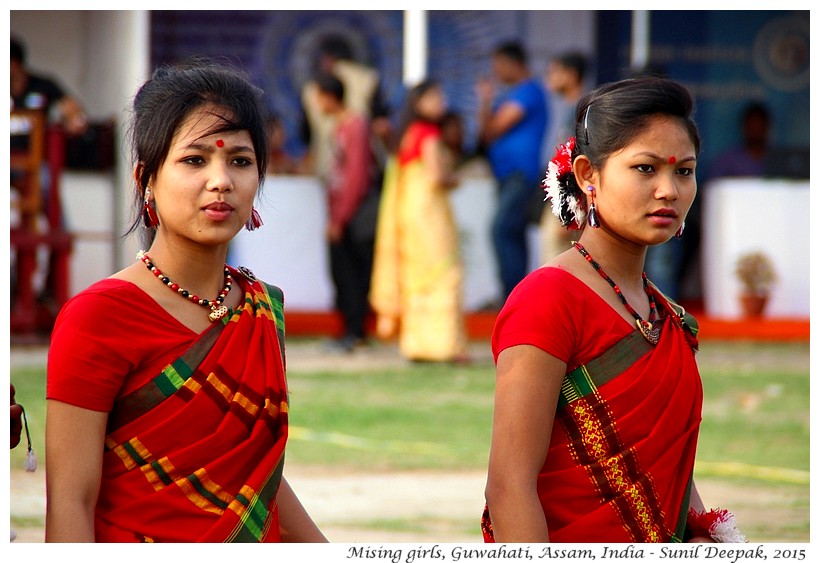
[686,480,716,543]
[277,476,328,542]
[484,345,566,542]
[421,135,458,189]
[45,399,108,542]
[688,480,707,513]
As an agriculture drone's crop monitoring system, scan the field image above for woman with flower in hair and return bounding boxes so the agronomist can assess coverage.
[482,76,745,543]
[45,60,326,543]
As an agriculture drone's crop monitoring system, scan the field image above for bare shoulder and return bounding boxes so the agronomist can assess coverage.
[108,261,147,286]
[544,246,585,277]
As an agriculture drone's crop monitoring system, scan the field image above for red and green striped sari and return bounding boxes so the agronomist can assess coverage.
[483,295,702,542]
[95,272,289,542]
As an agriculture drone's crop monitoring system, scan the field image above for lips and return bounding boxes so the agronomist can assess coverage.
[648,208,678,218]
[203,201,234,212]
[203,201,234,221]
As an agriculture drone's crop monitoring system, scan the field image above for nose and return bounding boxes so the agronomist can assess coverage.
[655,171,679,201]
[206,160,234,192]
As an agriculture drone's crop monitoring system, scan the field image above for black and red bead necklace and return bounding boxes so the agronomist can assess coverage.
[573,242,660,345]
[137,250,232,322]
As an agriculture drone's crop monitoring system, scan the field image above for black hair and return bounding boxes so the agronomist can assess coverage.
[315,73,345,102]
[440,110,462,126]
[574,76,701,168]
[741,101,771,125]
[553,51,587,82]
[396,78,441,142]
[11,36,25,64]
[319,35,353,61]
[493,41,527,65]
[126,58,269,238]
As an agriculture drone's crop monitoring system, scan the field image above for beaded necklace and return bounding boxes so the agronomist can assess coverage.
[137,250,232,322]
[573,242,660,345]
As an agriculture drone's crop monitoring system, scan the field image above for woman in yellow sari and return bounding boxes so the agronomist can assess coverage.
[370,80,468,362]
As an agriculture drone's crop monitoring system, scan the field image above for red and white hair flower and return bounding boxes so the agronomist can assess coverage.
[542,136,586,230]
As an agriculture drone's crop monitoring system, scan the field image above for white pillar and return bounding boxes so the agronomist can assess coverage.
[631,10,650,71]
[403,10,427,87]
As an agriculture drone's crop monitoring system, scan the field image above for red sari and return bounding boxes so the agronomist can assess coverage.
[48,268,289,542]
[483,267,702,542]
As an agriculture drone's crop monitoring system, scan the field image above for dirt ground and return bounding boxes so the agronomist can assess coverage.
[8,464,809,543]
[9,340,810,543]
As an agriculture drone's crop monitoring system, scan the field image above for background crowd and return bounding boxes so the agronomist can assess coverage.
[11,10,809,358]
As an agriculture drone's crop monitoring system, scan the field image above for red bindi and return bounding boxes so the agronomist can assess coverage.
[216,139,224,148]
[667,156,677,164]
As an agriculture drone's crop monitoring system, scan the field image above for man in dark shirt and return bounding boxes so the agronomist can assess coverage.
[315,74,378,352]
[11,35,87,147]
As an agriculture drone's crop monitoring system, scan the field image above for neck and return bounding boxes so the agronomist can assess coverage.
[510,71,529,85]
[144,240,229,298]
[575,231,647,287]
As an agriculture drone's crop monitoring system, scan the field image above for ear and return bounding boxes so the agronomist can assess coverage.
[572,155,598,200]
[134,163,148,196]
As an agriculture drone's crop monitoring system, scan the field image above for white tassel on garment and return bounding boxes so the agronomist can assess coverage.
[25,448,37,472]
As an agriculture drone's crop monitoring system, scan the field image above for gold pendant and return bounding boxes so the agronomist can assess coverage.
[209,305,229,322]
[637,319,661,345]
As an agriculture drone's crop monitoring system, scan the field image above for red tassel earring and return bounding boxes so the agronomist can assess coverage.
[142,187,159,228]
[245,207,263,231]
[675,221,686,239]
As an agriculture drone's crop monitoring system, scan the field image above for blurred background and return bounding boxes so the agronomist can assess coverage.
[9,9,810,343]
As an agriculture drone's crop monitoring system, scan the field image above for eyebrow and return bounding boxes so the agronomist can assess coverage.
[633,151,696,163]
[184,141,256,153]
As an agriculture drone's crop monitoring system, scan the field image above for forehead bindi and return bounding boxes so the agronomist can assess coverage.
[623,118,695,161]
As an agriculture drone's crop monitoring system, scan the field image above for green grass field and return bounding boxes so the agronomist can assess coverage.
[10,340,810,541]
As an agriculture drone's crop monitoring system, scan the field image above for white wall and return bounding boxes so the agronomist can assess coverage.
[702,178,810,319]
[229,174,542,312]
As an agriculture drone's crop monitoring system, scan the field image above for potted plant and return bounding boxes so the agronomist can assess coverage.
[734,251,777,318]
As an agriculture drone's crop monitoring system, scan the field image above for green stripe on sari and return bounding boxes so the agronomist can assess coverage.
[259,282,286,368]
[107,323,225,432]
[671,475,694,542]
[122,441,148,466]
[188,473,231,511]
[558,329,654,408]
[150,460,174,486]
[227,454,286,542]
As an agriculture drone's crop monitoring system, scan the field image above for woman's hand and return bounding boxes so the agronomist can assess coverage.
[10,384,23,449]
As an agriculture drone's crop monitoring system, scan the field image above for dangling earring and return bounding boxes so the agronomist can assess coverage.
[586,186,600,229]
[142,187,159,228]
[245,207,263,231]
[675,221,686,239]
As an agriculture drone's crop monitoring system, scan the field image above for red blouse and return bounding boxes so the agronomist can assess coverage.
[492,266,637,370]
[47,278,214,412]
[398,121,440,166]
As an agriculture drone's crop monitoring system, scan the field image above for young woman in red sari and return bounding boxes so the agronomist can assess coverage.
[45,60,327,543]
[482,76,745,543]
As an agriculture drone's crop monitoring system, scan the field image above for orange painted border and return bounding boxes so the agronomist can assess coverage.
[283,311,809,342]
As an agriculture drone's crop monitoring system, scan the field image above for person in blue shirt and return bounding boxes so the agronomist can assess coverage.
[477,41,548,305]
